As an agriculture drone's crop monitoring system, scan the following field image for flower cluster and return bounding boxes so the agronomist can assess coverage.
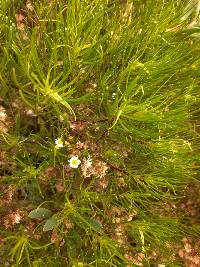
[2,209,24,229]
[54,137,81,169]
[81,156,93,177]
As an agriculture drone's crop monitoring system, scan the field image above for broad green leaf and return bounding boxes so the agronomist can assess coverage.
[28,208,52,219]
[43,217,58,232]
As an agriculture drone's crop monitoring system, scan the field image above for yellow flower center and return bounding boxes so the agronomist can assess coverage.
[72,159,78,165]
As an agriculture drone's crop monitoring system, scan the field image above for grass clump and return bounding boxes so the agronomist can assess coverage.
[0,0,200,266]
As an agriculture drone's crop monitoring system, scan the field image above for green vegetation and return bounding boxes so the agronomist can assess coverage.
[0,0,200,266]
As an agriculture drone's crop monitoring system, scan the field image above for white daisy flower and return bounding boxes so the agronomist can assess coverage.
[55,138,64,149]
[68,156,81,168]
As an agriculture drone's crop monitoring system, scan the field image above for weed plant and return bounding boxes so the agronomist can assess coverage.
[0,0,200,266]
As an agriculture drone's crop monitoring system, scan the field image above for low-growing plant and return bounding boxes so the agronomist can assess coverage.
[0,0,200,266]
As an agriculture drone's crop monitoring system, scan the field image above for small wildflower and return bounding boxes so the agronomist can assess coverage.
[63,219,74,231]
[64,141,70,146]
[68,156,81,168]
[81,156,93,177]
[3,209,23,228]
[94,160,108,178]
[55,138,63,149]
[97,177,108,191]
[76,141,87,149]
[85,156,92,167]
[12,212,22,224]
[51,230,59,243]
[112,92,116,100]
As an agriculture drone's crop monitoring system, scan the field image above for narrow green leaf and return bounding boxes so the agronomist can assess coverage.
[87,218,103,231]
